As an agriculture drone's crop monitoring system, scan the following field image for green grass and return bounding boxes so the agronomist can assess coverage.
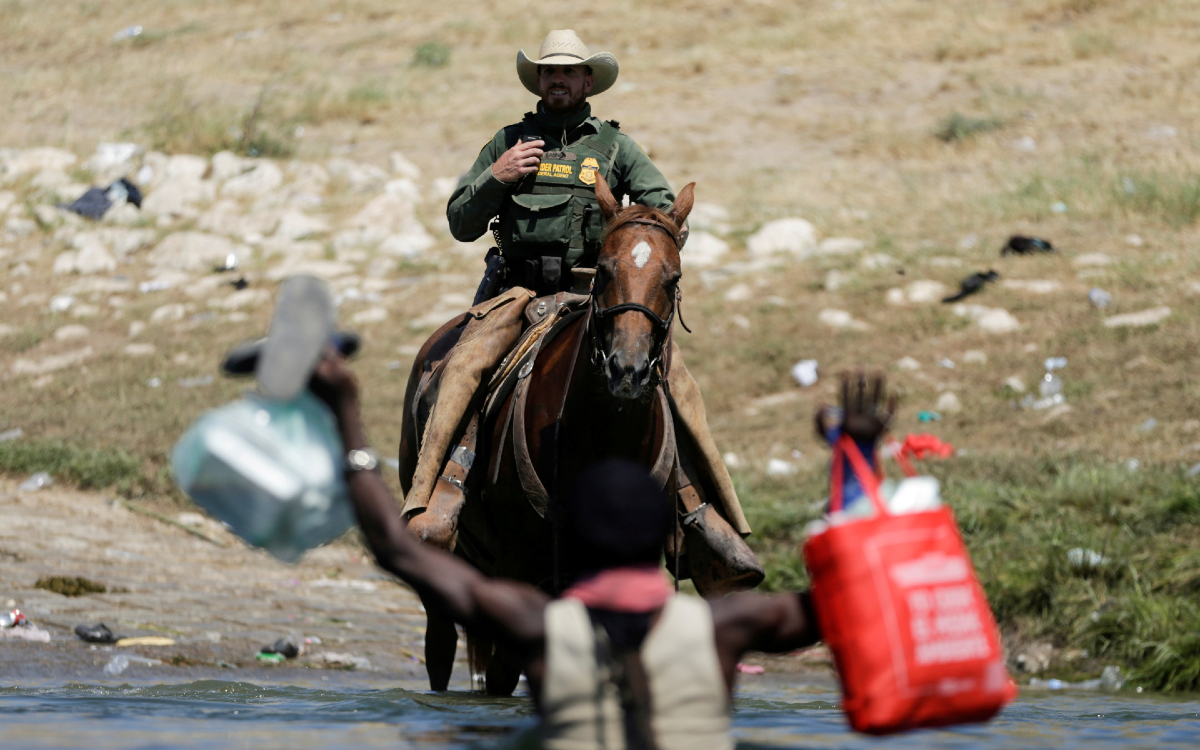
[0,438,145,493]
[934,112,1006,143]
[413,41,451,67]
[741,454,1200,692]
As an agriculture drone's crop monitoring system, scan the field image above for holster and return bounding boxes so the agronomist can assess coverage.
[473,247,508,306]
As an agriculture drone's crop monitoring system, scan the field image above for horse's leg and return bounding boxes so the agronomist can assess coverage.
[422,595,458,691]
[484,642,524,696]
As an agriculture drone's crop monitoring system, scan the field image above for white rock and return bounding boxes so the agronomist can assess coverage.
[746,218,817,258]
[951,304,1021,333]
[722,452,744,469]
[688,203,731,236]
[896,356,921,371]
[818,308,869,331]
[123,343,156,356]
[326,158,389,192]
[430,177,458,200]
[377,224,436,258]
[389,151,421,180]
[11,346,93,376]
[731,314,751,330]
[82,143,141,179]
[824,269,850,291]
[904,280,950,304]
[210,151,250,182]
[1104,306,1171,328]
[53,324,90,341]
[166,155,208,181]
[886,288,906,305]
[860,253,897,270]
[1073,252,1112,267]
[142,176,215,217]
[0,323,13,337]
[681,231,729,269]
[222,161,284,198]
[5,216,37,238]
[816,237,866,255]
[0,190,16,212]
[765,458,798,477]
[147,232,244,272]
[1014,136,1037,152]
[962,350,988,364]
[67,233,117,274]
[129,321,147,337]
[0,147,77,181]
[266,259,356,281]
[1004,376,1027,393]
[149,303,187,324]
[197,200,280,238]
[351,307,389,324]
[1003,279,1062,294]
[52,251,80,274]
[927,256,962,267]
[273,209,329,240]
[724,283,752,302]
[1125,234,1143,247]
[49,294,75,312]
[349,191,418,235]
[936,392,962,413]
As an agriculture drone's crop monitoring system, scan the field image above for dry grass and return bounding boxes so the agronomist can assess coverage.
[3,0,1200,687]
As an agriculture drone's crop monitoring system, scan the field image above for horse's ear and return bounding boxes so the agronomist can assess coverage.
[669,182,695,229]
[594,170,620,223]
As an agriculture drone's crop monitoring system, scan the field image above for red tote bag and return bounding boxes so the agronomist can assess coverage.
[803,435,1016,734]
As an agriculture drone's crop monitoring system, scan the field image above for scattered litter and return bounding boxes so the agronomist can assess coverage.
[0,428,24,442]
[139,280,174,293]
[147,377,162,388]
[0,623,50,642]
[1029,666,1124,692]
[1125,459,1141,472]
[1138,418,1157,433]
[942,270,999,303]
[897,434,955,460]
[723,452,743,470]
[321,652,372,670]
[1088,288,1113,309]
[256,652,285,664]
[260,636,302,659]
[231,277,249,291]
[1068,548,1109,570]
[791,359,819,387]
[75,623,119,644]
[1045,357,1068,371]
[1050,201,1068,214]
[112,25,143,42]
[896,356,921,371]
[218,660,238,669]
[49,295,76,313]
[216,252,239,272]
[1,609,27,628]
[116,636,176,647]
[736,663,765,675]
[104,655,130,676]
[178,375,214,388]
[937,358,955,369]
[917,411,941,423]
[60,179,143,220]
[18,472,53,492]
[1001,236,1054,256]
[765,458,797,477]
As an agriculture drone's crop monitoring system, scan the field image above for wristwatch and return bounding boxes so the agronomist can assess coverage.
[345,447,380,474]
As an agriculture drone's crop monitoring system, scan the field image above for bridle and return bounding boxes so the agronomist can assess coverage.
[589,217,690,377]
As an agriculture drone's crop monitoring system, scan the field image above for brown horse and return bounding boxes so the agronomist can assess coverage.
[397,174,757,694]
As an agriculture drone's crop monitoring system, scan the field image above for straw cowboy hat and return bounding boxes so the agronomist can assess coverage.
[516,30,619,97]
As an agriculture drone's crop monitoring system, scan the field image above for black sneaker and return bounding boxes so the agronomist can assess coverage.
[75,623,119,644]
[256,275,336,401]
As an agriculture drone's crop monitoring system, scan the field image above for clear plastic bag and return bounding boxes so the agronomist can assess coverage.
[171,391,352,562]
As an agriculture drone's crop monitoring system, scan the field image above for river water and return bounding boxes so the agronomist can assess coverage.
[3,670,1199,749]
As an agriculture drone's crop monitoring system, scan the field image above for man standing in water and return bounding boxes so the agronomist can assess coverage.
[313,351,896,747]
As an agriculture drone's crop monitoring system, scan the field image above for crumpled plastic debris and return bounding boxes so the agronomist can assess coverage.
[18,472,53,492]
[60,178,142,220]
[790,359,819,387]
[897,434,955,460]
[736,663,765,674]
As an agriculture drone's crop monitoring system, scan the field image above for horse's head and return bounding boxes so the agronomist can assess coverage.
[590,171,695,400]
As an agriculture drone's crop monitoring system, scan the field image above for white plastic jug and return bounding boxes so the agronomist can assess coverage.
[171,391,353,562]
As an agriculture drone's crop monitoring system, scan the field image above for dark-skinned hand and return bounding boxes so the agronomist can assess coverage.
[309,348,360,414]
[814,370,897,444]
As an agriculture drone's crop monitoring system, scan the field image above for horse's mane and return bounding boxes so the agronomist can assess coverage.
[601,205,680,246]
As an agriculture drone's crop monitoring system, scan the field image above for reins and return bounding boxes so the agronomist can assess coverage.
[589,216,690,378]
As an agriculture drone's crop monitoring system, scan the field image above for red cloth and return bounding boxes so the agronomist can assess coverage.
[900,433,954,460]
[562,564,674,613]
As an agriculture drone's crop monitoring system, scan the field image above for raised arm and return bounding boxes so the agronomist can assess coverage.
[310,353,549,646]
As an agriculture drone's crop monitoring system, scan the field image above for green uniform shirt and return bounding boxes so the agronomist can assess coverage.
[447,103,679,267]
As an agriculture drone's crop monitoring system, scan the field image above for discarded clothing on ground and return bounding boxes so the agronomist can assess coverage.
[942,270,999,303]
[61,178,143,219]
[1001,235,1054,256]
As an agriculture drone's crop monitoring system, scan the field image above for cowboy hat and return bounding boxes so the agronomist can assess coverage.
[516,29,619,97]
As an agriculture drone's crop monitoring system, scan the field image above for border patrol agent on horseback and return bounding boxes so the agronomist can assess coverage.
[404,30,753,586]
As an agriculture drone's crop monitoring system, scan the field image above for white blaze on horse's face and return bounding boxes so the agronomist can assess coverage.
[631,241,652,269]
